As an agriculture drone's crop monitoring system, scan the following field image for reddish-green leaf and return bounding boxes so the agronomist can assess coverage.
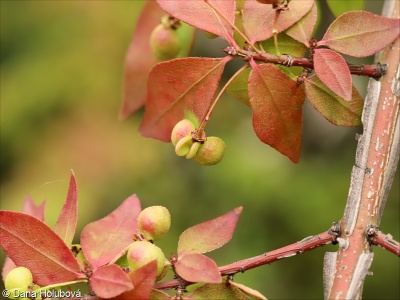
[140,57,231,141]
[120,1,164,120]
[157,0,235,43]
[187,283,249,300]
[286,2,318,47]
[80,195,142,271]
[22,197,46,221]
[318,11,400,57]
[111,261,158,300]
[243,0,314,43]
[226,68,251,107]
[54,171,78,246]
[177,207,242,256]
[314,48,352,101]
[304,76,363,126]
[0,211,83,286]
[90,264,133,299]
[175,254,221,284]
[248,62,305,163]
[229,281,267,300]
[326,0,364,18]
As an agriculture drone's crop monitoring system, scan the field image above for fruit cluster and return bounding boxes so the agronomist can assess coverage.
[171,119,226,166]
[127,206,171,277]
[4,267,33,299]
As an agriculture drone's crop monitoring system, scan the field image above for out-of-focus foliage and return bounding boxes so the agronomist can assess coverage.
[0,1,398,299]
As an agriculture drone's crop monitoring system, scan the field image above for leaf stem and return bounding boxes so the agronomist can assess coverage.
[196,64,249,137]
[203,0,260,53]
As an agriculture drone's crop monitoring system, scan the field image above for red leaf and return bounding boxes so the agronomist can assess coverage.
[120,2,196,120]
[248,62,305,163]
[175,254,221,284]
[304,76,363,126]
[177,207,242,256]
[313,48,352,101]
[80,195,142,271]
[90,264,133,299]
[150,289,171,300]
[157,0,235,43]
[0,211,83,286]
[22,197,46,221]
[120,1,164,120]
[242,0,314,44]
[140,57,231,141]
[318,11,400,57]
[285,2,318,47]
[110,261,158,300]
[54,171,78,246]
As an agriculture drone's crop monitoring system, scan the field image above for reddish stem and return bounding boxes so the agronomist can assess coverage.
[367,226,400,256]
[155,230,337,290]
[223,47,387,79]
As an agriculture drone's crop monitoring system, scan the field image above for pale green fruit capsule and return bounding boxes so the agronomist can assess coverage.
[175,135,193,157]
[186,141,201,159]
[194,136,226,166]
[150,24,181,61]
[5,267,33,299]
[138,206,171,241]
[127,241,166,276]
[171,119,195,146]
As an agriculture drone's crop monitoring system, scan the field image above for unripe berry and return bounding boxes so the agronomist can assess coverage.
[194,136,226,166]
[150,24,181,61]
[138,206,171,241]
[171,119,195,146]
[5,267,33,299]
[127,241,166,276]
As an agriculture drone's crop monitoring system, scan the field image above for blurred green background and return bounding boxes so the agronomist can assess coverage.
[0,1,398,299]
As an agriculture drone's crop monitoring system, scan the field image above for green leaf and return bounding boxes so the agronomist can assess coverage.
[261,32,308,57]
[326,0,364,18]
[188,283,250,300]
[304,76,363,126]
[248,62,305,163]
[226,67,251,107]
